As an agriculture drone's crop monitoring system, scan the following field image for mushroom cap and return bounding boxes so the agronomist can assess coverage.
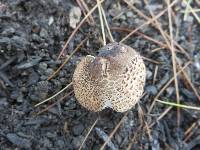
[73,42,146,112]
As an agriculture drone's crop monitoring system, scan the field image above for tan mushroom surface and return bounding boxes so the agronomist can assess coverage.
[72,42,146,112]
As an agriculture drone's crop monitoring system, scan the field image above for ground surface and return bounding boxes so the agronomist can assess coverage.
[0,0,200,149]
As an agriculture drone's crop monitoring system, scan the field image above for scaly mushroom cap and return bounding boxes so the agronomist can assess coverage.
[73,42,146,112]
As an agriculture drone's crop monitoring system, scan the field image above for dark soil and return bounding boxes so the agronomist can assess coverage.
[0,0,200,149]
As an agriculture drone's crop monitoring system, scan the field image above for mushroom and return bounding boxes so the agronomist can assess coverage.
[72,42,146,112]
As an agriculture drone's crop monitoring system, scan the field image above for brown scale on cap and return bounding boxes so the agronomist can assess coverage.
[72,42,146,112]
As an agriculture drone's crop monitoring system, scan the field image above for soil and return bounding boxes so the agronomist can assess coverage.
[0,0,200,149]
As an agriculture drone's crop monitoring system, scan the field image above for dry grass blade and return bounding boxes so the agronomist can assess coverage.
[113,27,188,56]
[111,27,167,48]
[153,65,158,84]
[79,118,99,150]
[34,82,73,107]
[76,0,95,25]
[100,111,129,150]
[142,56,161,65]
[120,0,177,43]
[145,121,153,141]
[76,0,91,25]
[100,5,114,42]
[127,104,147,149]
[165,32,191,60]
[184,122,198,142]
[141,0,181,122]
[57,0,104,59]
[151,47,165,53]
[48,38,87,80]
[35,91,73,116]
[123,0,149,20]
[184,122,197,136]
[183,0,192,21]
[167,0,181,127]
[181,9,200,13]
[97,0,106,46]
[149,106,172,128]
[178,64,200,102]
[124,0,190,59]
[148,61,191,114]
[156,99,200,110]
[182,0,200,23]
[127,124,143,150]
[139,0,200,124]
[81,0,95,24]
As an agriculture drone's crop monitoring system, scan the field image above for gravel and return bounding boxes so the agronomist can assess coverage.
[6,133,32,149]
[0,0,199,149]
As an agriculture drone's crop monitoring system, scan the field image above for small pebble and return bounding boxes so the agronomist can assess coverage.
[146,69,153,79]
[181,88,197,101]
[126,11,134,18]
[115,134,122,145]
[145,85,157,95]
[40,28,49,38]
[72,124,84,136]
[16,92,24,103]
[46,132,57,138]
[0,97,8,107]
[6,133,31,149]
[39,62,48,73]
[10,90,19,99]
[45,68,54,76]
[28,70,39,86]
[16,56,41,69]
[156,73,170,89]
[56,139,65,149]
[95,127,118,150]
[166,87,174,97]
[72,135,84,149]
[48,16,54,25]
[41,138,53,148]
[65,97,77,110]
[69,6,82,29]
